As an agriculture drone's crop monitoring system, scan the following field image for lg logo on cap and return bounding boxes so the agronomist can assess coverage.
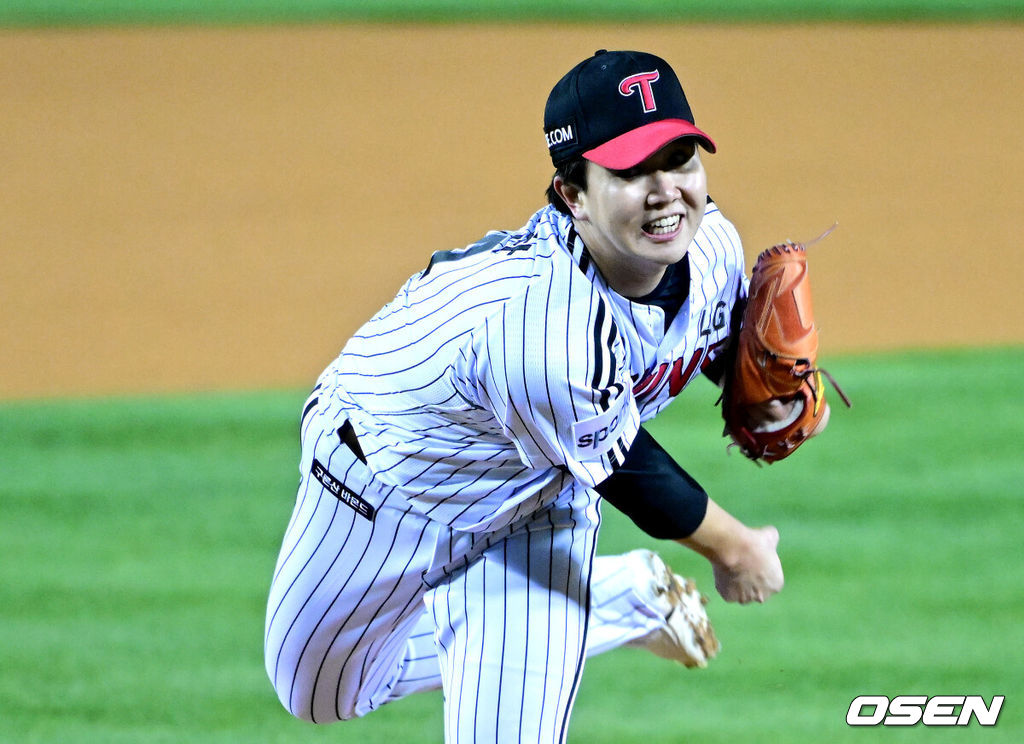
[619,70,660,113]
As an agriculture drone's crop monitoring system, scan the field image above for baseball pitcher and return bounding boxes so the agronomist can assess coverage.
[264,49,837,743]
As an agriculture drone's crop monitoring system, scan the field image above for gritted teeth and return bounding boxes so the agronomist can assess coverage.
[643,215,681,235]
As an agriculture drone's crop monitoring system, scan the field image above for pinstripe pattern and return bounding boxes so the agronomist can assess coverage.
[264,391,453,721]
[329,207,640,533]
[322,204,742,533]
[424,484,600,744]
[266,443,672,738]
[264,201,747,740]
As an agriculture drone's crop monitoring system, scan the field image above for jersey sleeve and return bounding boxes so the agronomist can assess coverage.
[452,271,640,489]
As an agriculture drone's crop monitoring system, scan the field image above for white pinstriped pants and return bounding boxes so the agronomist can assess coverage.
[264,407,669,742]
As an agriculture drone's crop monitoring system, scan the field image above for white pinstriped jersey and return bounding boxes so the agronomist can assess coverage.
[321,201,746,532]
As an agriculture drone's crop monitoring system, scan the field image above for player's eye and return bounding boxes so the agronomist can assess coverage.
[611,165,644,180]
[667,143,696,170]
[611,141,696,181]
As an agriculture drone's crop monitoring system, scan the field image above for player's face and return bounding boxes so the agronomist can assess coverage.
[563,138,708,297]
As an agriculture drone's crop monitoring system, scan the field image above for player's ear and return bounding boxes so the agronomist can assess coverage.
[553,175,587,220]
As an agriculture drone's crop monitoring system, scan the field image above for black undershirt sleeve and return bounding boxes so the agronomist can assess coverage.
[595,426,709,540]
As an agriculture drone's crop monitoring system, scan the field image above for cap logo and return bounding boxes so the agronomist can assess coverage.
[545,123,576,150]
[618,70,660,113]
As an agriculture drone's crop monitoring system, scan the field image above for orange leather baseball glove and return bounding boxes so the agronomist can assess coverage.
[722,236,850,463]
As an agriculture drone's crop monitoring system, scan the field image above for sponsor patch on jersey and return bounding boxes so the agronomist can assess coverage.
[571,393,630,461]
[312,458,375,521]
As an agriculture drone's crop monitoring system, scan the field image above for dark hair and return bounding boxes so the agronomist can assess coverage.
[545,158,589,215]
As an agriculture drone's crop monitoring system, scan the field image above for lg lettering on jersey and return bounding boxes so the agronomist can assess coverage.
[698,301,729,338]
[846,695,1004,727]
[619,71,660,113]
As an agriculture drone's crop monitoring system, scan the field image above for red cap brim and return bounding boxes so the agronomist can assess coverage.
[583,119,716,170]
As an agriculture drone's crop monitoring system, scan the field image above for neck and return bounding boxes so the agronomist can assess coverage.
[603,264,667,298]
[574,223,667,297]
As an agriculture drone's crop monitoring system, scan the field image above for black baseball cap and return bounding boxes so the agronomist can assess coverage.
[544,50,716,170]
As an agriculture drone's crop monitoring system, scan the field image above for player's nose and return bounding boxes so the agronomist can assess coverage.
[646,170,681,205]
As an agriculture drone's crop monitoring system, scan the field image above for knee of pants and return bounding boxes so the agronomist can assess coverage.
[268,674,363,725]
[266,652,365,725]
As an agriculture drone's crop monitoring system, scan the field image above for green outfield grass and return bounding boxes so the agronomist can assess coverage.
[2,346,1022,743]
[2,0,1023,26]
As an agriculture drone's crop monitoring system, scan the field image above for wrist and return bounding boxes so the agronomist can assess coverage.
[675,498,751,568]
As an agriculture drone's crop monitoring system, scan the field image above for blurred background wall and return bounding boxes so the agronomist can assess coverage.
[3,17,1023,399]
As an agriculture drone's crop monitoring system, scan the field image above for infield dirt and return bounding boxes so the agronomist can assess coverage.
[3,23,1022,398]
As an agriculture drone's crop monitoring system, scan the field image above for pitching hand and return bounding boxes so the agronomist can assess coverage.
[710,525,784,604]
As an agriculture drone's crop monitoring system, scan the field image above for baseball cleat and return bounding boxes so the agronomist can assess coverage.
[628,549,720,668]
